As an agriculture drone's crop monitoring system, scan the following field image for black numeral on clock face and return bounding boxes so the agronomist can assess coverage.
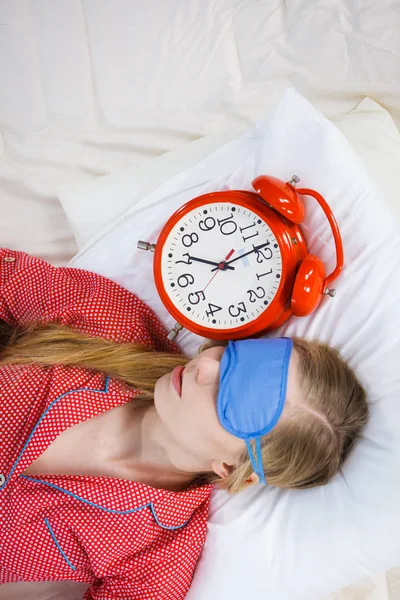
[181,232,199,247]
[256,269,273,280]
[228,301,247,317]
[205,303,223,318]
[217,214,237,236]
[199,217,216,232]
[188,290,205,305]
[175,252,193,266]
[255,241,273,262]
[247,286,266,303]
[240,222,259,243]
[177,273,195,288]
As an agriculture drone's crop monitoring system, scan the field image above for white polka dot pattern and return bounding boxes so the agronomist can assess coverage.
[0,249,213,599]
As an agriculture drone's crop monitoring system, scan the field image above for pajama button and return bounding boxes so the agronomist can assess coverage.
[3,256,16,263]
[0,474,5,486]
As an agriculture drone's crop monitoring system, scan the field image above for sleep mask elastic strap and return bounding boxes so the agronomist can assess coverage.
[246,438,267,485]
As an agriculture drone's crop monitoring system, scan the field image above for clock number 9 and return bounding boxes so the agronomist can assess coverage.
[177,273,195,288]
[199,217,216,232]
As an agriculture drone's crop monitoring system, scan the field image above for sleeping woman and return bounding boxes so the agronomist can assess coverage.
[0,248,368,600]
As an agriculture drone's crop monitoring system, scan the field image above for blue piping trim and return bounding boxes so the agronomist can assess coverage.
[0,377,111,491]
[44,517,76,571]
[21,476,192,531]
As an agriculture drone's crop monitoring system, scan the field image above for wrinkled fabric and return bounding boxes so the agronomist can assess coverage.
[0,248,213,600]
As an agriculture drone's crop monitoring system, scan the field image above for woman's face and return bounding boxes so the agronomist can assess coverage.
[154,344,301,479]
[154,346,247,477]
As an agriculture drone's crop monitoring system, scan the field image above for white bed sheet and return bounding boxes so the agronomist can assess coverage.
[1,1,400,599]
[1,0,400,266]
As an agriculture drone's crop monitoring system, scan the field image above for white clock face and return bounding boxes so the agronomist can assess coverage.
[161,202,282,330]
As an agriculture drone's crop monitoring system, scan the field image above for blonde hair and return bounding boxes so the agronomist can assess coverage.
[0,320,368,493]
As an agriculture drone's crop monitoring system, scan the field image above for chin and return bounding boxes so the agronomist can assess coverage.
[153,377,161,406]
[153,373,168,413]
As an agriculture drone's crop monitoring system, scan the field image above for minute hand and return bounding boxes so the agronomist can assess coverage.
[189,256,235,270]
[210,242,271,271]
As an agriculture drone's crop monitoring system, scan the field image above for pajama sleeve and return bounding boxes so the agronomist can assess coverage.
[0,248,180,353]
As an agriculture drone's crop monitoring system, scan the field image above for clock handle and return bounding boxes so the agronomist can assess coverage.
[137,241,156,252]
[167,322,185,341]
[296,188,344,292]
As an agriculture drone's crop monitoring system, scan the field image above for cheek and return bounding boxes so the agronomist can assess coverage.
[179,401,220,445]
[178,399,243,460]
[155,374,243,457]
[172,393,226,455]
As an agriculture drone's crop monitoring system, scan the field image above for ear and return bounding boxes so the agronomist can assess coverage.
[211,460,235,479]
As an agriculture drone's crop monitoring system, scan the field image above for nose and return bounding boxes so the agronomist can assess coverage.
[196,356,221,386]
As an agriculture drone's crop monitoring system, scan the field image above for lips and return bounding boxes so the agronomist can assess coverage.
[172,366,185,396]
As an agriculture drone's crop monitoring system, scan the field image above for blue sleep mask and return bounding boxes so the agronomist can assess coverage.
[217,338,293,485]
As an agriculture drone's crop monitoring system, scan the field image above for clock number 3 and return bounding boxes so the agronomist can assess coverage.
[228,301,247,317]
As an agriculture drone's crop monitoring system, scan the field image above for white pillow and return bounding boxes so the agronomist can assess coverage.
[58,97,400,251]
[334,97,400,225]
[68,88,400,600]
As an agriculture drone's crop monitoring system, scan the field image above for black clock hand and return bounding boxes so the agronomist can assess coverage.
[210,242,271,271]
[189,255,235,271]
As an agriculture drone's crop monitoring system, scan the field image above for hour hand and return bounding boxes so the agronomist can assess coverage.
[189,255,235,271]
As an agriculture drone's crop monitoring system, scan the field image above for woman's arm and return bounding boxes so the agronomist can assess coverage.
[0,248,179,353]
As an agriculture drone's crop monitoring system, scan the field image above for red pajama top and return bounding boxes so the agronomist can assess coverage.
[0,248,213,599]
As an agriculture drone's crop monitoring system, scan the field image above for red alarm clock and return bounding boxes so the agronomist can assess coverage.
[137,175,344,341]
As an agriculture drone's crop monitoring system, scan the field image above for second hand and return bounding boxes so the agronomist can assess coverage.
[202,248,235,293]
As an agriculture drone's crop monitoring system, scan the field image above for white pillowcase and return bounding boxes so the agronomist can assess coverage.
[67,88,400,600]
[58,97,400,251]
